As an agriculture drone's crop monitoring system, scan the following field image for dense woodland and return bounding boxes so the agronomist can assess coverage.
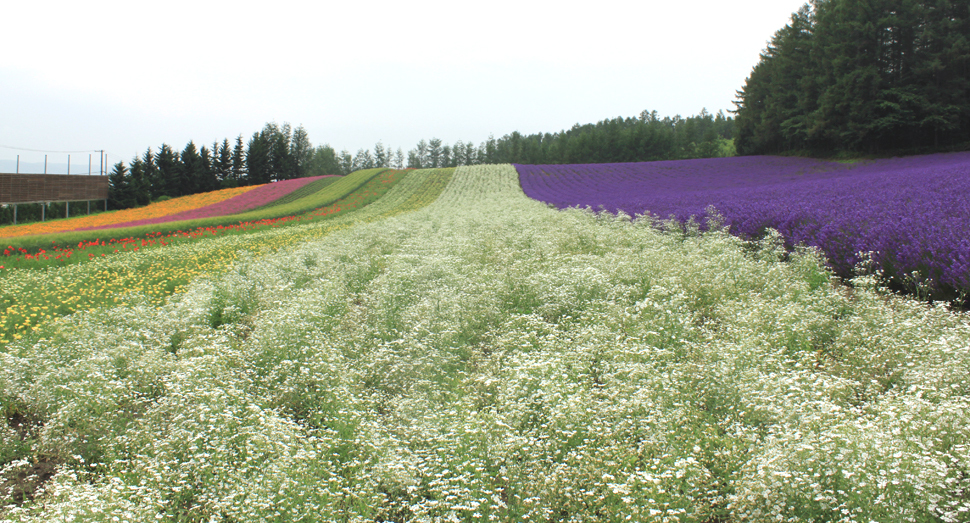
[734,0,970,155]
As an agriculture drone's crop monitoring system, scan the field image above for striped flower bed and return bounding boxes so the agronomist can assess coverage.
[0,185,261,238]
[78,176,339,231]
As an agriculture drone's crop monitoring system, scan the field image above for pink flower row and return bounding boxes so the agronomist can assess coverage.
[80,176,338,231]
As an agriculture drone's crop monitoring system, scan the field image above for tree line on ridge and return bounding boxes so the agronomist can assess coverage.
[104,109,735,211]
[733,0,970,155]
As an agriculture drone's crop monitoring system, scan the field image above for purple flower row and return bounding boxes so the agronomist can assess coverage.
[516,153,970,298]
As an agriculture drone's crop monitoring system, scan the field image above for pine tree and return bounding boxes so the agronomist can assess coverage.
[179,141,202,196]
[414,139,428,168]
[307,145,342,176]
[128,156,151,206]
[291,125,312,178]
[231,135,246,186]
[216,139,232,185]
[107,162,133,210]
[427,138,443,167]
[374,142,388,168]
[352,149,374,171]
[154,144,180,198]
[338,149,353,174]
[197,145,218,193]
[246,132,272,185]
[442,145,452,167]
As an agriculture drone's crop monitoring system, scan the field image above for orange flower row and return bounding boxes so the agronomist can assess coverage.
[0,185,263,238]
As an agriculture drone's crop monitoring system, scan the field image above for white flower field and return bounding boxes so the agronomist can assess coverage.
[1,165,968,522]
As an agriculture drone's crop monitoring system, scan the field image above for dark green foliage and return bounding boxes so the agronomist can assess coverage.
[306,145,343,177]
[178,141,202,196]
[229,135,246,187]
[402,110,734,167]
[291,125,313,178]
[246,129,272,185]
[734,0,970,156]
[105,122,315,212]
[108,162,134,210]
[154,144,180,199]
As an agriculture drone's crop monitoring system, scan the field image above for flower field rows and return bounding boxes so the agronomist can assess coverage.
[78,175,340,231]
[0,164,968,521]
[0,185,261,238]
[0,169,431,343]
[0,170,401,272]
[516,152,970,301]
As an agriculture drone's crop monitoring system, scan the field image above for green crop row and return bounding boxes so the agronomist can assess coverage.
[0,168,450,345]
[247,175,341,212]
[2,169,389,253]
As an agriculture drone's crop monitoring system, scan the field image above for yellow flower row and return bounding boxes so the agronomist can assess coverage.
[0,185,262,238]
[0,169,455,345]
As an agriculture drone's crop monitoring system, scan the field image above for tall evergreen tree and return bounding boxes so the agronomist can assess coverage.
[154,144,180,198]
[413,139,429,168]
[374,142,388,168]
[246,132,272,185]
[107,162,133,210]
[338,149,353,174]
[427,138,443,167]
[442,145,452,167]
[352,149,374,171]
[231,135,246,186]
[215,138,232,185]
[197,145,218,193]
[291,125,313,177]
[179,141,203,196]
[307,145,342,176]
[735,0,970,155]
[128,155,151,206]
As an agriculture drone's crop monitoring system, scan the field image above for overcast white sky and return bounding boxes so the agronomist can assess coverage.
[1,0,808,173]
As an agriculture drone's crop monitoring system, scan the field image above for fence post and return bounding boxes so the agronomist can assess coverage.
[13,205,17,225]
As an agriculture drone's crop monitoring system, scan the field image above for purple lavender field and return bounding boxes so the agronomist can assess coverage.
[516,153,970,300]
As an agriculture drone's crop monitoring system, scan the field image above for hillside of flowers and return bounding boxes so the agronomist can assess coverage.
[0,169,410,272]
[0,168,444,344]
[0,185,262,239]
[517,152,970,302]
[0,164,967,521]
[78,175,340,231]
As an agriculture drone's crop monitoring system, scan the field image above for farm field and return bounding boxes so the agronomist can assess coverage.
[517,152,970,302]
[0,164,968,522]
[0,169,404,273]
[0,184,262,239]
